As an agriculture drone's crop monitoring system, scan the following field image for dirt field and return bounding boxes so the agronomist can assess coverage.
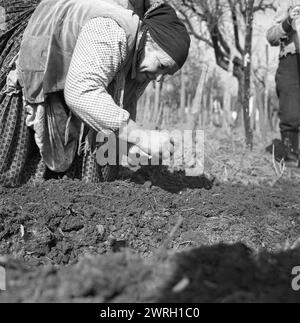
[0,130,300,303]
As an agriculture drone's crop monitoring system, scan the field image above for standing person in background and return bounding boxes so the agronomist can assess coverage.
[0,0,190,187]
[267,0,300,166]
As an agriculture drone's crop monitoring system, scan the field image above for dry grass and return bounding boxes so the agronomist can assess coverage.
[203,127,300,186]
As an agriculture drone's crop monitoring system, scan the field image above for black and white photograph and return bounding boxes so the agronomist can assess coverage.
[0,0,300,307]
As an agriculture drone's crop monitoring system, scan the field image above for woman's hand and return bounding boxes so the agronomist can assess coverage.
[118,119,174,161]
[137,130,175,160]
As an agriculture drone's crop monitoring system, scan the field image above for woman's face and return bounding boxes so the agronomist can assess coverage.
[136,41,178,83]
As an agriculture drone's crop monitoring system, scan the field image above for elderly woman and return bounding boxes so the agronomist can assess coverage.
[0,0,190,187]
[267,0,300,165]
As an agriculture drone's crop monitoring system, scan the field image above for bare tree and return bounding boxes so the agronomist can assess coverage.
[169,0,275,147]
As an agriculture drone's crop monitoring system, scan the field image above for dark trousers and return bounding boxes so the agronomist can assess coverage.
[276,54,300,134]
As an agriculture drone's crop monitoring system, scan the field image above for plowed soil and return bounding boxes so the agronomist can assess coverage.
[0,165,300,303]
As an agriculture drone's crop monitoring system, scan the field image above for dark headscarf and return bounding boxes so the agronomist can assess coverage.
[140,3,190,70]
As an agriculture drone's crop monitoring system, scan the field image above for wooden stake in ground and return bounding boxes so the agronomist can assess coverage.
[153,81,163,127]
[189,64,209,131]
[180,67,186,125]
[223,45,235,133]
[264,45,270,133]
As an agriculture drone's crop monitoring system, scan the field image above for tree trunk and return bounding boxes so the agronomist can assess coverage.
[243,0,255,149]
